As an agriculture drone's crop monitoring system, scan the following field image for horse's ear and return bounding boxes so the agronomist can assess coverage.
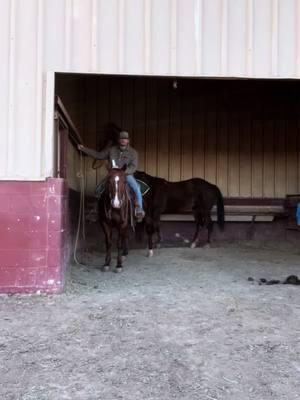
[122,164,127,172]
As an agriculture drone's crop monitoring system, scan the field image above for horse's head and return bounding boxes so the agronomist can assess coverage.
[106,165,127,209]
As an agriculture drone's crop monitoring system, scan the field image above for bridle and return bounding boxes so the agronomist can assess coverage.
[104,169,128,220]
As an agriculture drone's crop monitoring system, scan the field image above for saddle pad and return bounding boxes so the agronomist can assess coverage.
[95,179,150,198]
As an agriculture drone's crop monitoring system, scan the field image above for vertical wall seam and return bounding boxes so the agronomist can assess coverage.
[170,0,177,75]
[296,0,300,76]
[246,0,253,77]
[157,80,161,176]
[220,0,228,76]
[271,0,279,77]
[118,0,125,73]
[7,0,16,175]
[35,0,44,177]
[194,0,203,75]
[91,0,98,71]
[298,111,300,191]
[144,0,151,74]
[43,72,55,178]
[64,0,72,70]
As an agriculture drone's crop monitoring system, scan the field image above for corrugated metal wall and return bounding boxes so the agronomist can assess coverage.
[56,75,300,198]
[1,0,300,179]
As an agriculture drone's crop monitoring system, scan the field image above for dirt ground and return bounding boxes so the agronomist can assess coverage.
[1,241,300,400]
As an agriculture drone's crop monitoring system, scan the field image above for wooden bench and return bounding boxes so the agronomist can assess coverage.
[161,198,287,223]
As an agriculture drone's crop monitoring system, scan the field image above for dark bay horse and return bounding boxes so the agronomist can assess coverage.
[135,171,225,256]
[99,166,131,272]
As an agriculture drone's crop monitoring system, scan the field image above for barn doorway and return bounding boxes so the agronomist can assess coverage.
[53,73,300,266]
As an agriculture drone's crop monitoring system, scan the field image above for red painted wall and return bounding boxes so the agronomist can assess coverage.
[0,178,69,293]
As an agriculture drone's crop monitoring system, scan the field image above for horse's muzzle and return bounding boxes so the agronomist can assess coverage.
[111,199,123,209]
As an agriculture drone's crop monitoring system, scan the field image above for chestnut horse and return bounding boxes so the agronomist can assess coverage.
[99,166,131,272]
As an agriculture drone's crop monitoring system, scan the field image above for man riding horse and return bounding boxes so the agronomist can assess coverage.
[78,131,145,221]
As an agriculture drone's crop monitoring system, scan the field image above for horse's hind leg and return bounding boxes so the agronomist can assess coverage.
[153,220,162,248]
[204,216,213,248]
[190,210,203,248]
[145,220,155,257]
[191,221,202,248]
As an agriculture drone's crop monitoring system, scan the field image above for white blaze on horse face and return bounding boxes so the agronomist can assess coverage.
[112,175,121,208]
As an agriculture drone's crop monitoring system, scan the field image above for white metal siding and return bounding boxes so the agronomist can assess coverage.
[1,0,300,179]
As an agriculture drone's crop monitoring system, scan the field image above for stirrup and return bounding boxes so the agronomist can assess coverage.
[135,208,145,221]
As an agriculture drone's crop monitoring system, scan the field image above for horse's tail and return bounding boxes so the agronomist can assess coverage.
[216,187,225,231]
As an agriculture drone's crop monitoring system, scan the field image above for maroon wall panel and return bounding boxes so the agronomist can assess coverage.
[0,178,70,294]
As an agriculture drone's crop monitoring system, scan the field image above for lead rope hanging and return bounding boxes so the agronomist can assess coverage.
[73,150,86,266]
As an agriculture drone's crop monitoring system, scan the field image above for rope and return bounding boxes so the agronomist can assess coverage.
[73,150,87,266]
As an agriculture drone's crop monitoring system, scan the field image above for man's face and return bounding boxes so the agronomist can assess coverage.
[119,138,129,147]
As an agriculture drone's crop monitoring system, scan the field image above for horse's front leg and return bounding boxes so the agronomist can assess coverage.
[122,232,129,260]
[102,222,112,271]
[116,227,127,272]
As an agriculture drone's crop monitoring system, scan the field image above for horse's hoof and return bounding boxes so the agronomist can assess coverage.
[114,266,123,273]
[190,242,197,249]
[203,243,211,249]
[102,265,110,272]
[148,249,154,257]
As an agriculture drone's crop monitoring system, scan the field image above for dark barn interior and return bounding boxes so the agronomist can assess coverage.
[54,74,300,253]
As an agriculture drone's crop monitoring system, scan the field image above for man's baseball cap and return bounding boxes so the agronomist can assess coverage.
[119,131,129,139]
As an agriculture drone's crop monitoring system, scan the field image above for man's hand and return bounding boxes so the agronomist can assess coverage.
[78,144,85,152]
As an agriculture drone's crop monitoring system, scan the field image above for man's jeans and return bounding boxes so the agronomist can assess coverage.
[126,175,143,209]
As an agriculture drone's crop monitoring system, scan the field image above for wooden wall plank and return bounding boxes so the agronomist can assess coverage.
[262,115,275,197]
[286,117,298,194]
[110,77,123,129]
[228,110,240,197]
[181,85,193,180]
[298,119,300,193]
[274,106,286,197]
[192,85,205,178]
[216,91,228,196]
[145,79,158,176]
[251,102,263,197]
[204,90,217,184]
[84,76,98,194]
[157,80,170,179]
[133,78,146,171]
[122,78,134,140]
[169,87,181,181]
[239,107,252,197]
[95,76,110,184]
